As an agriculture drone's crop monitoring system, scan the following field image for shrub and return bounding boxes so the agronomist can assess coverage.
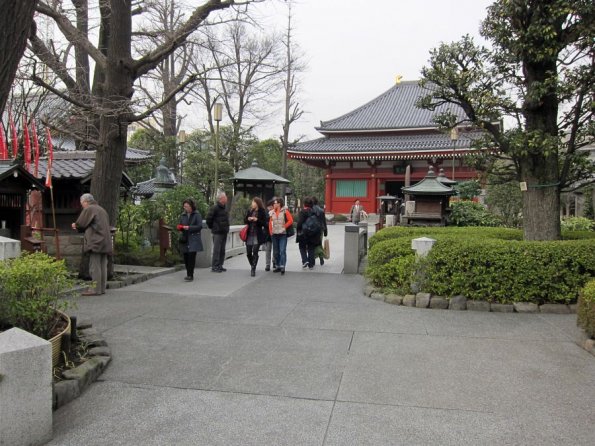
[577,279,595,338]
[449,201,502,227]
[0,253,74,339]
[366,238,416,293]
[424,238,595,304]
[561,216,594,232]
[366,227,595,304]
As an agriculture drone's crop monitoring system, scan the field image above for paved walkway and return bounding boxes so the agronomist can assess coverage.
[48,224,595,445]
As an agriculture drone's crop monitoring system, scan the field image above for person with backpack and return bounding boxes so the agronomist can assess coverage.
[268,197,293,275]
[311,196,328,265]
[297,197,322,269]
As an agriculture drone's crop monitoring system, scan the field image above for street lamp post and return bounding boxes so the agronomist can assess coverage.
[177,130,186,184]
[213,102,223,202]
[450,127,459,180]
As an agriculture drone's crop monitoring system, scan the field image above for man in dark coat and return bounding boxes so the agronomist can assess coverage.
[206,191,230,272]
[312,196,328,265]
[71,193,112,295]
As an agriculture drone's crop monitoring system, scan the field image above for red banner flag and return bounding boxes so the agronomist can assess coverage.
[45,159,52,188]
[0,125,7,160]
[23,114,31,171]
[9,110,18,158]
[31,119,40,176]
[45,127,53,164]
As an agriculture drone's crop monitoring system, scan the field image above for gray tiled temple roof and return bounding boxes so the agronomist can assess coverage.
[134,178,155,196]
[318,81,467,132]
[291,131,484,156]
[234,160,290,183]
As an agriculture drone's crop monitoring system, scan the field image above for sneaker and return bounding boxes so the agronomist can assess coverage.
[211,268,222,273]
[265,266,271,271]
[280,267,285,275]
[220,267,227,272]
[320,258,324,266]
[308,266,314,270]
[302,263,308,269]
[184,276,194,281]
[273,267,281,273]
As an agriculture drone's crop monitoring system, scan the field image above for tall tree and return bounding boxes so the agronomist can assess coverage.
[189,19,283,172]
[0,0,37,115]
[279,0,304,197]
[418,0,594,241]
[30,0,260,224]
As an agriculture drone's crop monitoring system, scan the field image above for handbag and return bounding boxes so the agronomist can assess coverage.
[323,238,330,259]
[286,224,295,238]
[239,224,249,242]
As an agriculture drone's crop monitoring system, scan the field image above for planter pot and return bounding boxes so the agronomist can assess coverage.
[49,310,71,367]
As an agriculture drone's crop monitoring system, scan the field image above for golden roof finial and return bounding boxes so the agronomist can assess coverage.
[395,75,403,85]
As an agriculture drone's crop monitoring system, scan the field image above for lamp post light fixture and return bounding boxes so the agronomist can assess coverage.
[213,102,223,202]
[177,130,186,184]
[450,127,459,180]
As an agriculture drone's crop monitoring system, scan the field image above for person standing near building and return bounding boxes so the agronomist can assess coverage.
[206,191,230,273]
[177,198,203,282]
[268,197,293,275]
[244,197,267,276]
[71,193,112,296]
[311,196,328,265]
[296,197,320,269]
[350,199,367,224]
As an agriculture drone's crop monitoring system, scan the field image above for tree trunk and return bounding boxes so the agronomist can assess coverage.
[91,0,133,225]
[0,0,37,115]
[520,168,561,240]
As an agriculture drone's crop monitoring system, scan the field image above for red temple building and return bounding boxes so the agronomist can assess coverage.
[288,81,490,215]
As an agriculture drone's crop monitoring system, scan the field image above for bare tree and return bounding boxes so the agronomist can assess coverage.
[189,18,284,172]
[29,0,261,224]
[279,0,304,196]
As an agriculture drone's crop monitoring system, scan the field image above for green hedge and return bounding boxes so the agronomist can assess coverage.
[366,227,595,304]
[578,280,595,338]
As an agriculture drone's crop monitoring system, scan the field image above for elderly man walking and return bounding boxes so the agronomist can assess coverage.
[206,191,230,273]
[71,193,112,296]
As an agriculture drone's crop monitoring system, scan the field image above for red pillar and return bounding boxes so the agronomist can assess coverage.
[324,170,332,212]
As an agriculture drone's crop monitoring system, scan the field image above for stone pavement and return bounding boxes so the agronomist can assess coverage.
[47,224,595,445]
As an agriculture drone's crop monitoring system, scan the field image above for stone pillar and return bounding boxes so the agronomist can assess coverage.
[196,225,212,268]
[0,328,53,446]
[0,236,20,260]
[411,237,436,257]
[344,224,361,274]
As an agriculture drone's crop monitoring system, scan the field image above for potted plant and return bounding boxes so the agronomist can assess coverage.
[0,252,75,366]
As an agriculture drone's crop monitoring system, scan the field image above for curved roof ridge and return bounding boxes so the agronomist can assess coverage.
[319,82,417,129]
[316,81,465,132]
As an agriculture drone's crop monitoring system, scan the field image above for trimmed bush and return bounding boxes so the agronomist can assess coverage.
[0,252,74,339]
[366,226,595,304]
[561,217,595,232]
[449,201,502,227]
[577,280,595,338]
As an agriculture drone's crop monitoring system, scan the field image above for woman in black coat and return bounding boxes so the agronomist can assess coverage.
[177,198,203,281]
[244,197,267,276]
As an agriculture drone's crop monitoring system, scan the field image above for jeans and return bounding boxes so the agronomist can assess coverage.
[264,240,273,267]
[212,233,227,270]
[299,239,316,268]
[272,234,287,268]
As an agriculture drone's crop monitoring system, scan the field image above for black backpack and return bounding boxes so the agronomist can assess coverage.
[302,210,322,237]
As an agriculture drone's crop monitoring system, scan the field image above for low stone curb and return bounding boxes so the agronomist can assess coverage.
[52,321,111,411]
[366,288,578,315]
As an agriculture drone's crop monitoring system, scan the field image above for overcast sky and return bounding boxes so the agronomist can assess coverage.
[247,0,495,142]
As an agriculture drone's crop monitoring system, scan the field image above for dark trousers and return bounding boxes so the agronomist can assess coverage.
[246,243,260,269]
[298,239,316,268]
[183,252,197,277]
[212,233,227,270]
[89,252,108,293]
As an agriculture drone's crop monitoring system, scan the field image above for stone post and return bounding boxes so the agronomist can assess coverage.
[0,236,21,260]
[411,237,436,257]
[0,328,53,446]
[344,224,361,274]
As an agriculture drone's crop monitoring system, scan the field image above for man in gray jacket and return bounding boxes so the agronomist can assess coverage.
[72,193,112,295]
[206,191,230,272]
